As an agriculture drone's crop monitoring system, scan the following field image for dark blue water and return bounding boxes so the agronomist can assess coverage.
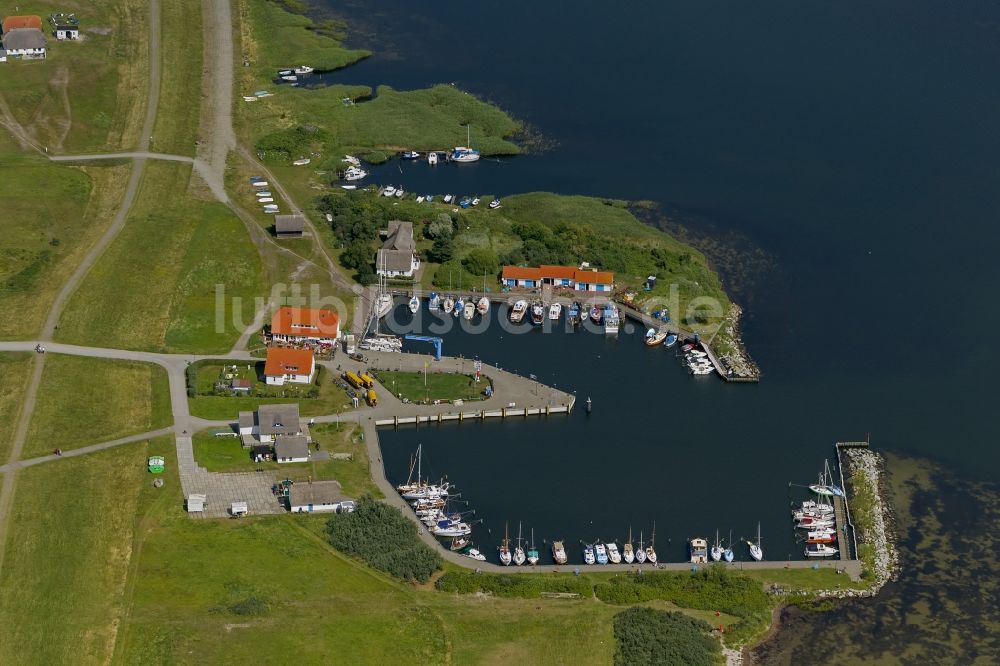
[313,0,1000,654]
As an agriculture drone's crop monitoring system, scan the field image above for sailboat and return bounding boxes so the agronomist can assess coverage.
[622,527,635,564]
[723,529,735,562]
[443,296,455,314]
[451,124,481,163]
[513,522,527,565]
[747,522,763,561]
[499,523,512,565]
[645,522,658,564]
[454,297,465,318]
[551,540,568,564]
[635,531,647,564]
[711,529,724,562]
[477,296,490,315]
[809,460,845,497]
[527,529,540,565]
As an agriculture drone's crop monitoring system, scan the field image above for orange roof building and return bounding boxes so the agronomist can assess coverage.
[3,15,43,31]
[501,265,614,292]
[264,347,316,386]
[270,307,340,343]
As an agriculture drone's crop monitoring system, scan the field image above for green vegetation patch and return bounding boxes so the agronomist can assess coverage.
[595,566,771,645]
[186,360,347,418]
[151,0,203,154]
[56,162,263,353]
[436,571,594,599]
[0,442,150,664]
[376,370,486,404]
[613,606,722,666]
[23,354,171,457]
[0,352,33,461]
[326,496,442,582]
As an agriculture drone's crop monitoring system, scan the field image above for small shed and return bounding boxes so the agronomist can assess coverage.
[186,493,207,512]
[230,378,252,393]
[230,501,249,517]
[275,435,310,463]
[274,214,305,238]
[288,480,345,513]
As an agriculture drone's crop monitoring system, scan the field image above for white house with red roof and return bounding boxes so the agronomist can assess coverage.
[270,307,340,345]
[264,347,315,386]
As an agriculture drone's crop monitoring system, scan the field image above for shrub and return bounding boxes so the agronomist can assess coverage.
[461,248,498,277]
[613,607,720,666]
[229,596,270,616]
[435,571,593,599]
[326,496,442,582]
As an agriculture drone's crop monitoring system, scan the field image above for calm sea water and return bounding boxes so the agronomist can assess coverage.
[315,0,1000,660]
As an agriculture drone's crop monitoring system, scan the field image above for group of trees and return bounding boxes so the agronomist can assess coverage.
[613,607,721,666]
[326,496,442,583]
[425,213,455,263]
[317,193,395,284]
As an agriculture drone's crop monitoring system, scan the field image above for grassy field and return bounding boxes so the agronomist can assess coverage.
[0,438,167,665]
[55,161,264,353]
[191,423,380,497]
[150,0,202,155]
[0,353,34,462]
[22,354,172,458]
[0,0,149,153]
[376,370,487,403]
[187,361,348,419]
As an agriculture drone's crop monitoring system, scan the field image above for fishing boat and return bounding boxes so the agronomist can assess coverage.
[477,296,490,315]
[623,528,635,564]
[747,522,763,561]
[376,293,393,318]
[443,296,455,314]
[595,542,609,565]
[527,529,540,565]
[646,523,658,564]
[664,333,678,347]
[427,151,438,165]
[454,298,465,318]
[589,304,603,324]
[723,530,735,562]
[488,198,501,209]
[548,302,562,320]
[635,531,647,564]
[607,542,621,564]
[805,543,838,558]
[292,158,311,166]
[401,150,420,159]
[429,292,441,311]
[513,522,527,565]
[463,301,475,320]
[645,328,667,346]
[689,537,709,564]
[293,65,314,74]
[552,540,568,565]
[382,185,396,197]
[451,125,481,162]
[510,300,528,323]
[583,544,596,565]
[499,524,512,565]
[711,530,724,562]
[408,296,419,313]
[530,302,545,325]
[464,547,487,561]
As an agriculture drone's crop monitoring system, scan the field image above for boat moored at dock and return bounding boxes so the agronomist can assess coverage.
[509,300,528,323]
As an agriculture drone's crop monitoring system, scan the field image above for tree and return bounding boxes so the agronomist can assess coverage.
[427,235,454,263]
[426,213,454,240]
[462,248,499,278]
[340,241,373,272]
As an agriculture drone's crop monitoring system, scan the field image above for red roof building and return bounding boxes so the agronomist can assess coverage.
[270,307,340,343]
[501,265,614,292]
[3,15,43,31]
[264,348,316,386]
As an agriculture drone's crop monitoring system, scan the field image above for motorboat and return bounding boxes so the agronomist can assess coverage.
[382,185,396,197]
[488,198,501,209]
[463,301,475,320]
[340,185,357,190]
[428,292,440,311]
[748,522,763,561]
[408,296,419,313]
[401,150,420,159]
[664,334,678,347]
[607,542,621,564]
[710,530,724,562]
[799,500,835,513]
[255,190,272,197]
[293,65,314,74]
[343,155,361,166]
[623,528,635,564]
[416,196,425,203]
[258,197,274,204]
[431,520,471,537]
[509,300,528,323]
[552,540,568,565]
[443,297,455,314]
[464,548,487,561]
[805,543,839,558]
[459,197,472,208]
[690,366,714,375]
[376,293,393,318]
[548,302,562,320]
[395,188,405,198]
[454,298,465,317]
[530,302,545,325]
[567,302,580,322]
[583,544,596,565]
[471,197,481,206]
[443,194,454,203]
[796,517,835,529]
[589,304,603,324]
[595,542,609,565]
[527,529,540,565]
[602,306,619,333]
[427,151,439,165]
[277,69,292,76]
[689,537,709,564]
[292,158,311,166]
[645,328,667,346]
[281,75,298,82]
[477,296,490,315]
[805,530,837,544]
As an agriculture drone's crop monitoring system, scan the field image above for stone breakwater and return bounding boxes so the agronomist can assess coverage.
[843,447,899,590]
[717,304,760,380]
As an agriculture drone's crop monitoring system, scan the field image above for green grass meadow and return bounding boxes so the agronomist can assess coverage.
[0,352,34,461]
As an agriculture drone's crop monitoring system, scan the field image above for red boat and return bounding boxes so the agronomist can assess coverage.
[806,533,837,544]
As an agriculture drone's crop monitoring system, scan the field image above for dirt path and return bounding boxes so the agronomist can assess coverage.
[0,92,45,153]
[194,0,236,198]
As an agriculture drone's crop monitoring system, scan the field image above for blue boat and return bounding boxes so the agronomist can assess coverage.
[664,333,678,347]
[459,197,472,208]
[567,303,580,320]
[428,292,440,311]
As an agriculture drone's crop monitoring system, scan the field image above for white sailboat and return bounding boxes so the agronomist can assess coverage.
[711,529,724,562]
[527,529,540,565]
[513,522,527,566]
[408,296,420,313]
[499,523,512,566]
[635,531,647,564]
[623,527,635,564]
[723,530,735,562]
[443,296,455,314]
[748,522,763,561]
[477,296,490,315]
[645,522,658,564]
[450,124,481,163]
